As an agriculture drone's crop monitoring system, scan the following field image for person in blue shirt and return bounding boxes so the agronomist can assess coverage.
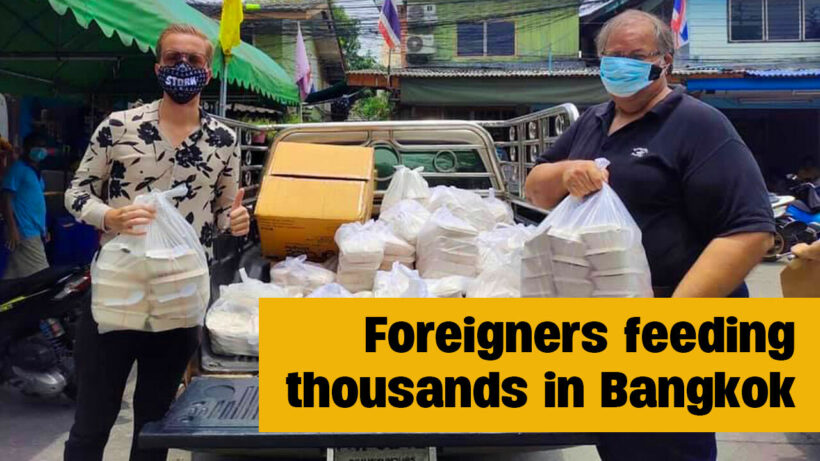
[2,132,49,279]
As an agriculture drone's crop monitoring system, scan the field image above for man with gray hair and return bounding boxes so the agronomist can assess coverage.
[526,9,776,459]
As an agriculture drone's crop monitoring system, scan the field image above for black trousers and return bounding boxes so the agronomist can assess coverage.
[64,312,200,461]
[597,433,717,461]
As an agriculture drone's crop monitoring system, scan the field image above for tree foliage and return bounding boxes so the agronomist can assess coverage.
[332,6,379,71]
[350,90,393,121]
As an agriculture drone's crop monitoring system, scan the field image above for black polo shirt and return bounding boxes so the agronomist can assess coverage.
[536,86,775,290]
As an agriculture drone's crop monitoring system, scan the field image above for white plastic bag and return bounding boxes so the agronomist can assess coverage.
[378,199,431,245]
[476,223,535,273]
[373,262,431,298]
[372,220,415,257]
[270,255,336,296]
[92,185,210,334]
[416,207,479,279]
[307,283,353,298]
[520,158,652,298]
[381,165,430,211]
[335,220,385,291]
[205,269,290,356]
[425,186,496,232]
[485,188,514,225]
[467,267,520,298]
[425,275,473,298]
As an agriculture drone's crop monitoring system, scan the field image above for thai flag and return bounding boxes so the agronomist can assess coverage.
[671,0,689,49]
[378,0,401,49]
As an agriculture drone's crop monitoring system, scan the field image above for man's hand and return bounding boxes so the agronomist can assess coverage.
[5,226,20,251]
[229,188,250,237]
[104,204,156,235]
[561,160,610,197]
[792,241,820,261]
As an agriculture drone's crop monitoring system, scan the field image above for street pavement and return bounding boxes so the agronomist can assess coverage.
[1,261,816,461]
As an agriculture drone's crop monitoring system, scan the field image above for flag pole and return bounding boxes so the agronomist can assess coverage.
[219,55,228,117]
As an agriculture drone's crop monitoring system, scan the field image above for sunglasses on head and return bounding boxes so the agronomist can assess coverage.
[161,50,208,69]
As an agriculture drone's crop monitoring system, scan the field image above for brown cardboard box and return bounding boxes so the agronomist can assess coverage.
[255,142,375,260]
[781,258,820,297]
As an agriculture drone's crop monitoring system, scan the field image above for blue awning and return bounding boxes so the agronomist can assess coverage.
[687,77,820,91]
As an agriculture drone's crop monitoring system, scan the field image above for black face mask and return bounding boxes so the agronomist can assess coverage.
[156,62,208,104]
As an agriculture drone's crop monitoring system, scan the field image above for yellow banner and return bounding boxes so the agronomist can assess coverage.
[259,298,819,433]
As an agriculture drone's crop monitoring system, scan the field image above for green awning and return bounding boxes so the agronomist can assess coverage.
[401,77,610,107]
[0,0,299,105]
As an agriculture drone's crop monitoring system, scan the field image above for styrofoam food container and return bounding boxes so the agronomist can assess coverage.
[523,232,551,258]
[552,256,590,279]
[547,228,587,259]
[586,247,646,272]
[521,255,552,277]
[554,277,594,298]
[337,270,377,292]
[521,275,554,297]
[591,270,647,292]
[92,277,146,305]
[92,305,150,331]
[148,293,207,317]
[417,257,477,279]
[580,225,634,250]
[148,267,209,301]
[145,247,201,278]
[339,254,382,271]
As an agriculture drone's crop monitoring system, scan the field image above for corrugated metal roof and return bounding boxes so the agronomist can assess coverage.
[745,69,820,78]
[349,67,820,79]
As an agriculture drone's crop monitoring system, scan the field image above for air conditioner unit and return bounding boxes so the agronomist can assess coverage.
[406,34,435,55]
[407,4,437,24]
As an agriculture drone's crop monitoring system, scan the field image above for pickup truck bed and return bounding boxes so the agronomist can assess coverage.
[141,377,598,458]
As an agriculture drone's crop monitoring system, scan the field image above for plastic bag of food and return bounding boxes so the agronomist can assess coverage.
[92,185,210,334]
[372,220,415,257]
[205,269,289,357]
[373,262,431,298]
[425,186,496,232]
[378,199,431,245]
[307,283,353,298]
[270,255,336,296]
[416,207,479,279]
[476,223,535,273]
[485,188,514,225]
[425,275,473,298]
[335,220,385,291]
[467,267,520,298]
[381,165,430,211]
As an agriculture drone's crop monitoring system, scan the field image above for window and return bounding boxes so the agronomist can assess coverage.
[457,21,515,56]
[807,0,820,39]
[729,0,820,41]
[730,0,764,40]
[768,0,800,40]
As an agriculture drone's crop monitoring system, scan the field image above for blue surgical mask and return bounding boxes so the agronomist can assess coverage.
[600,56,665,97]
[29,147,47,162]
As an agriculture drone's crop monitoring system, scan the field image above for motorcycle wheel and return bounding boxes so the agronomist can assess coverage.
[764,231,787,262]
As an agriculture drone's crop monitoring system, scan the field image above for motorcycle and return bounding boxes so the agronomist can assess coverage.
[0,265,90,399]
[766,176,820,261]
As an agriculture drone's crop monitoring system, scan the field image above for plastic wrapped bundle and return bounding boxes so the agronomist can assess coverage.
[372,220,416,270]
[467,267,520,298]
[469,223,535,298]
[373,262,431,298]
[270,255,336,296]
[381,165,431,211]
[307,283,353,298]
[416,207,479,279]
[335,220,385,292]
[425,186,496,232]
[205,269,290,357]
[92,185,210,334]
[484,188,514,225]
[425,276,473,298]
[378,199,431,245]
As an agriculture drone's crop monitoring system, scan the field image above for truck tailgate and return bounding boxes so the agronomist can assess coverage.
[140,377,598,457]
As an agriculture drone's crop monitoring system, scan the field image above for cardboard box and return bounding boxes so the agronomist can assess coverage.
[255,142,375,260]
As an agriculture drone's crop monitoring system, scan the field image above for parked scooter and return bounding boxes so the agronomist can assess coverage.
[766,176,820,261]
[0,265,90,399]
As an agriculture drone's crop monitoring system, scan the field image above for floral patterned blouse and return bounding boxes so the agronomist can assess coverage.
[65,100,240,262]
